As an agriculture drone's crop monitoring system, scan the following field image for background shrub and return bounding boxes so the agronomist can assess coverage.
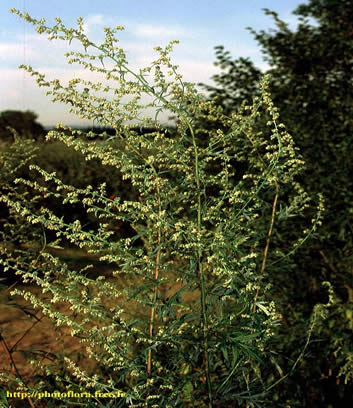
[200,0,353,405]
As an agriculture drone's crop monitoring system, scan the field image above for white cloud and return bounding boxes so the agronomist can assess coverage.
[2,33,74,69]
[0,42,38,61]
[0,18,228,126]
[131,23,187,39]
[0,72,91,127]
[0,56,221,127]
[82,14,107,34]
[173,59,219,84]
[257,62,270,72]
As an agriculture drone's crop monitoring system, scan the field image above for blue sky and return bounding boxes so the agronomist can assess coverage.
[1,0,306,126]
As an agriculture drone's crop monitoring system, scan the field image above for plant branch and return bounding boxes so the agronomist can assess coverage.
[187,120,213,407]
[254,180,279,309]
[0,334,36,408]
[147,182,162,376]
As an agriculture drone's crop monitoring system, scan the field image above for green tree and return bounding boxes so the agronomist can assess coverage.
[0,110,46,141]
[202,0,353,405]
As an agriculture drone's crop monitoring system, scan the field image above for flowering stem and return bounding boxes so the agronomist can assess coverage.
[187,120,213,407]
[254,180,279,310]
[147,183,161,376]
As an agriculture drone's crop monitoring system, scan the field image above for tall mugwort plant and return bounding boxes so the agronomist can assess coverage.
[0,9,323,407]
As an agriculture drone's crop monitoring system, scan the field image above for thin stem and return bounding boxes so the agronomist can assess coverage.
[253,180,279,310]
[0,334,36,408]
[187,120,213,407]
[147,183,161,376]
[260,180,279,276]
[101,45,209,387]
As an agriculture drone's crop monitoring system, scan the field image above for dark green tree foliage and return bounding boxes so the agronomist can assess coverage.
[202,0,353,406]
[203,53,263,112]
[0,110,46,141]
[0,135,45,284]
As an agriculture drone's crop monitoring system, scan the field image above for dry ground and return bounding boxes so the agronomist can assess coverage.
[0,254,199,403]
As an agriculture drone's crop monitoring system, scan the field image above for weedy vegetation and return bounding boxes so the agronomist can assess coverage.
[0,8,327,408]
